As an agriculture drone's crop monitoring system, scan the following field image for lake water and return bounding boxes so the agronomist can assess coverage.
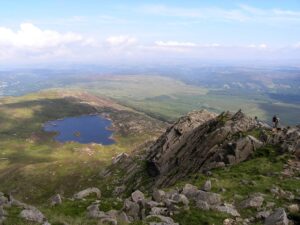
[44,115,115,145]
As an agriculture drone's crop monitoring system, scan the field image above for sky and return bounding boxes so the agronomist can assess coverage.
[0,0,300,67]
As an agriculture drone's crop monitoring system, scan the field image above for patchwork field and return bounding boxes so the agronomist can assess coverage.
[67,75,300,125]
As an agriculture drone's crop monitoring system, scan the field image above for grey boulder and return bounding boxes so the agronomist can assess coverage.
[264,208,288,225]
[240,194,264,209]
[50,194,62,206]
[201,180,212,192]
[20,207,46,224]
[131,190,145,203]
[73,187,101,199]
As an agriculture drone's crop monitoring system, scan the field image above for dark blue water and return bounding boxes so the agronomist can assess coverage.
[44,115,115,145]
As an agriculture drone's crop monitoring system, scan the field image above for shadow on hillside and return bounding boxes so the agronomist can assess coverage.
[0,97,98,165]
[0,97,97,136]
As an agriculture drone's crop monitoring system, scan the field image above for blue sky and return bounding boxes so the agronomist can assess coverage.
[0,0,300,66]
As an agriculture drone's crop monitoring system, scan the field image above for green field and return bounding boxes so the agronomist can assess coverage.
[67,75,300,125]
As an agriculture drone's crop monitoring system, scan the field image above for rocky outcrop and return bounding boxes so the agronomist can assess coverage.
[112,153,129,165]
[0,193,51,225]
[144,109,300,187]
[146,110,261,186]
[268,126,300,157]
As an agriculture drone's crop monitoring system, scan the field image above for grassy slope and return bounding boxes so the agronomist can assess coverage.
[169,146,300,225]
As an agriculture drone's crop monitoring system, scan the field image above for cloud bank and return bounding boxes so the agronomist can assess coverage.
[0,23,299,66]
[0,23,86,49]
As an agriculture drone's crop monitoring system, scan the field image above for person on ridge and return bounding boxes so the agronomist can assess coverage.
[272,115,280,130]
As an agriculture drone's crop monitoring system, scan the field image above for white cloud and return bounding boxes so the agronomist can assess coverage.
[0,23,298,66]
[0,23,101,63]
[247,43,268,49]
[0,23,86,49]
[258,44,268,49]
[155,41,197,47]
[105,35,137,47]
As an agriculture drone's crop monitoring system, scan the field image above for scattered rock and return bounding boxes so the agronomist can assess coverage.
[264,208,288,225]
[182,184,198,199]
[256,210,271,220]
[131,190,145,203]
[213,203,240,217]
[270,186,295,200]
[153,189,166,202]
[20,207,46,224]
[146,215,179,225]
[9,195,28,208]
[73,187,101,199]
[50,194,62,206]
[163,199,178,212]
[169,193,189,205]
[106,209,118,218]
[0,206,7,221]
[195,190,221,206]
[240,194,264,209]
[100,217,118,225]
[288,204,299,213]
[150,207,168,216]
[201,180,212,192]
[223,218,235,225]
[87,204,106,218]
[178,194,189,206]
[195,200,210,211]
[146,200,161,209]
[123,199,140,221]
[0,195,8,206]
[117,211,130,223]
